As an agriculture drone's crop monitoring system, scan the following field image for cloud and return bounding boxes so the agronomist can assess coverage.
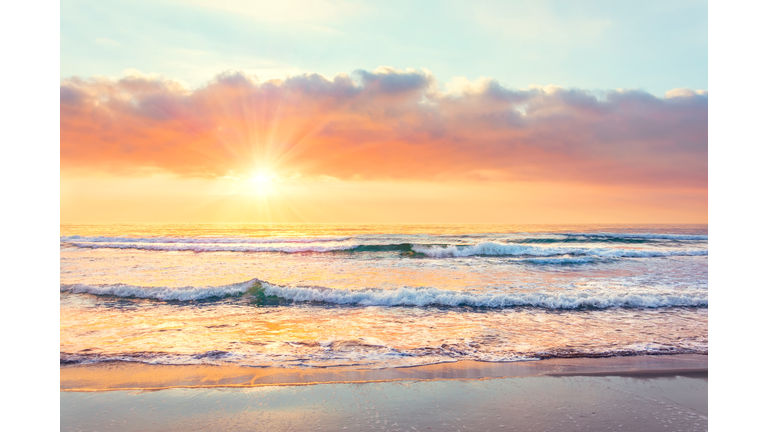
[60,68,707,189]
[353,67,435,94]
[665,88,708,98]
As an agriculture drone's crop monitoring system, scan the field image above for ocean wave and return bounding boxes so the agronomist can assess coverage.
[262,284,708,309]
[565,233,708,241]
[62,241,357,253]
[60,238,707,258]
[61,235,351,244]
[412,242,708,258]
[59,346,706,367]
[60,279,257,301]
[60,279,708,309]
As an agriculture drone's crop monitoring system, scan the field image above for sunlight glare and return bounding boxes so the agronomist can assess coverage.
[249,172,280,196]
[251,173,274,184]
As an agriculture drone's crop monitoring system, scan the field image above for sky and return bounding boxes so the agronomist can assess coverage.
[60,0,708,223]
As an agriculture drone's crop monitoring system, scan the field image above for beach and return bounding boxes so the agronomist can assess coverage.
[61,355,707,431]
[60,223,707,430]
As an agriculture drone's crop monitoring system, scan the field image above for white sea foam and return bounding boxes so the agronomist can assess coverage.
[61,278,707,308]
[62,242,357,253]
[522,256,598,265]
[412,242,708,258]
[566,233,708,241]
[61,235,351,244]
[60,239,708,256]
[61,233,707,256]
[60,279,257,301]
[262,284,708,309]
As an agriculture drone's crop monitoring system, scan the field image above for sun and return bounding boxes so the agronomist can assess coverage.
[248,171,280,196]
[251,173,273,184]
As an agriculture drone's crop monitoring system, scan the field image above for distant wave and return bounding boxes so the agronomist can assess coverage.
[61,236,707,259]
[412,242,708,258]
[61,278,708,309]
[62,241,357,253]
[61,235,351,244]
[512,232,707,244]
[565,233,708,241]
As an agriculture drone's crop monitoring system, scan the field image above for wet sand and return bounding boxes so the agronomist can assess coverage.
[61,354,706,391]
[61,355,707,431]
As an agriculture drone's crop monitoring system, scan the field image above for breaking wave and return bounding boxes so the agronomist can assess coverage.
[565,233,707,241]
[60,279,256,301]
[412,242,708,258]
[60,236,707,259]
[61,278,708,309]
[262,284,707,309]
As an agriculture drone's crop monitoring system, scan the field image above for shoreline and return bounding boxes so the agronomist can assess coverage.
[61,353,707,392]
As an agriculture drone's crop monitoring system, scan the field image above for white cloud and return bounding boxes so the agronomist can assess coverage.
[665,88,708,98]
[445,76,493,95]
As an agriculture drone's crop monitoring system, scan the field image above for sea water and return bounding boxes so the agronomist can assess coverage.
[60,223,707,368]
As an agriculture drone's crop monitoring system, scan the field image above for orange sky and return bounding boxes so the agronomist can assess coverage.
[60,68,707,223]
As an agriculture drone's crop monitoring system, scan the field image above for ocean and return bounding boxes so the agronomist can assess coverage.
[60,223,708,369]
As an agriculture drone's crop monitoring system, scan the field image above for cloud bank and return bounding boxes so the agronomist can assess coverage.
[61,67,707,188]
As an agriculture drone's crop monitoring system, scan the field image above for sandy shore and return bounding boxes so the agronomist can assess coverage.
[61,355,707,431]
[61,354,706,391]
